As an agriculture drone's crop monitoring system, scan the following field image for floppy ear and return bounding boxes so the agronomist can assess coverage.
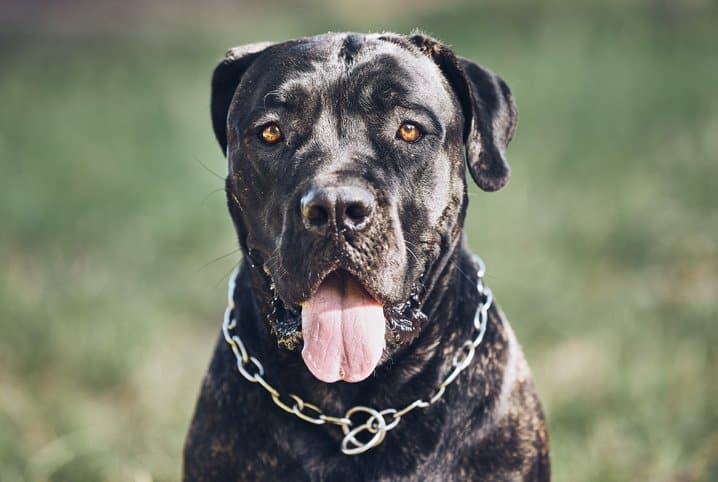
[211,42,273,155]
[409,34,518,191]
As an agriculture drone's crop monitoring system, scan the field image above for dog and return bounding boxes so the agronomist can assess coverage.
[183,32,549,481]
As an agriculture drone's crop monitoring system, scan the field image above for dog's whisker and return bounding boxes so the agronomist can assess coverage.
[272,265,289,284]
[449,255,475,285]
[225,188,246,215]
[265,249,281,270]
[200,187,227,205]
[197,248,242,273]
[214,261,240,288]
[405,244,420,264]
[193,155,226,181]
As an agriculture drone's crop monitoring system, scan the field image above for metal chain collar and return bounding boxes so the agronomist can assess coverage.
[221,256,493,456]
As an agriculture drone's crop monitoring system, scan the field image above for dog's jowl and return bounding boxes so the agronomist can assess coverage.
[184,32,550,481]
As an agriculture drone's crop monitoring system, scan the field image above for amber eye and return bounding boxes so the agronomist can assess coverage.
[260,123,283,144]
[397,122,422,143]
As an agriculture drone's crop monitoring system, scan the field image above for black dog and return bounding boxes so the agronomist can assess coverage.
[184,32,549,481]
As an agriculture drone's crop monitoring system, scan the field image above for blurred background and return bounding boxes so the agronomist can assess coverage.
[1,0,716,480]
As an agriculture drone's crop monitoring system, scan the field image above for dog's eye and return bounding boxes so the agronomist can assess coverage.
[260,123,283,144]
[397,122,422,143]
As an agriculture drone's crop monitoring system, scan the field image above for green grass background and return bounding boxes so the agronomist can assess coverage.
[1,1,716,480]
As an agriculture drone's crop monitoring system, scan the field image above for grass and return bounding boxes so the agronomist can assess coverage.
[1,4,716,481]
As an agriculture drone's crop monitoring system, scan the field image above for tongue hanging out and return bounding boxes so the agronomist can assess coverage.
[301,271,386,383]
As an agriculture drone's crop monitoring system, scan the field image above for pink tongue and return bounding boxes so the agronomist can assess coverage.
[301,272,385,383]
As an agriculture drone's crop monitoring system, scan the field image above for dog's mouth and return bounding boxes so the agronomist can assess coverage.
[300,270,386,383]
[259,261,428,383]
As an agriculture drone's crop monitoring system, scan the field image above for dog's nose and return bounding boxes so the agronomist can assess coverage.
[301,186,375,236]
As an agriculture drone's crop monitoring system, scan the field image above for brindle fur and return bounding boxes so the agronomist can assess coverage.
[184,32,550,481]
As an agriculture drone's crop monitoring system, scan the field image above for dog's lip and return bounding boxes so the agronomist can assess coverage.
[299,268,384,307]
[251,245,410,313]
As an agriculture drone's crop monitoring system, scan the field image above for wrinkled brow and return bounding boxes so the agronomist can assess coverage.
[262,85,311,109]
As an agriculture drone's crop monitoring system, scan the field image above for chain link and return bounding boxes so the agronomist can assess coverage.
[222,255,493,455]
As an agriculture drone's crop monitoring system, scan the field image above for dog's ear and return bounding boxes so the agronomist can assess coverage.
[211,42,273,155]
[409,34,518,191]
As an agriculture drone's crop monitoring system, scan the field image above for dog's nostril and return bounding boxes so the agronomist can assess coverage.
[345,202,370,224]
[301,185,374,236]
[301,191,334,236]
[306,204,329,228]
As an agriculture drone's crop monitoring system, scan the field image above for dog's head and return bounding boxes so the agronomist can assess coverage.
[212,33,517,383]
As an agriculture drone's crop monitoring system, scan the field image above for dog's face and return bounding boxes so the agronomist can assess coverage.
[212,33,517,383]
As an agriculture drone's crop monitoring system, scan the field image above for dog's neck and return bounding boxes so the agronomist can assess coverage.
[231,236,479,414]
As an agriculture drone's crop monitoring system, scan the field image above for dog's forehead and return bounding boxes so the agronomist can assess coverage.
[245,33,452,109]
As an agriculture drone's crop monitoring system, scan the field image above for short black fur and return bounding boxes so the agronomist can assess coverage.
[186,32,548,481]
